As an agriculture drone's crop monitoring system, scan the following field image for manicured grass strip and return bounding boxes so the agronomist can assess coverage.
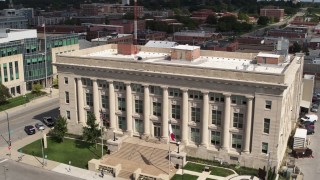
[0,92,45,111]
[183,162,205,173]
[210,166,235,177]
[19,137,107,169]
[171,174,198,180]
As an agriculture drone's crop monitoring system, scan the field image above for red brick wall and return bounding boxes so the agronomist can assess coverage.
[257,56,279,64]
[117,44,138,55]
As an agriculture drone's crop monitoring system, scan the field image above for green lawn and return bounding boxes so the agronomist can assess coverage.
[0,92,45,111]
[171,174,198,180]
[19,137,107,169]
[183,162,205,173]
[210,166,235,177]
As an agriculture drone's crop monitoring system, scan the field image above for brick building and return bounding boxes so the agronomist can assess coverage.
[260,6,284,21]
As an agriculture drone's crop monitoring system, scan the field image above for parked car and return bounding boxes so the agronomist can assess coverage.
[300,114,318,123]
[43,117,55,127]
[24,125,36,135]
[311,104,319,112]
[35,123,45,130]
[306,125,315,135]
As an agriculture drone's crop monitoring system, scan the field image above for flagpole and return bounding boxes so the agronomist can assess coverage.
[168,119,171,179]
[44,23,48,88]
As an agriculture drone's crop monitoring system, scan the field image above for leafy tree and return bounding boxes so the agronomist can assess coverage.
[238,12,249,22]
[51,115,68,143]
[0,83,11,105]
[32,83,43,95]
[257,16,269,26]
[206,14,217,25]
[52,78,59,89]
[290,42,301,53]
[82,112,101,148]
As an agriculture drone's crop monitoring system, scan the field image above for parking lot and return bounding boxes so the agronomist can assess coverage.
[295,81,320,180]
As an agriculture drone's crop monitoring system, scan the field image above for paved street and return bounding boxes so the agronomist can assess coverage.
[0,97,59,148]
[0,158,82,180]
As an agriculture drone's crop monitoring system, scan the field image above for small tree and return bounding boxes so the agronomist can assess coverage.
[51,115,68,142]
[32,83,42,95]
[206,14,217,25]
[257,16,269,26]
[0,83,11,105]
[82,112,101,148]
[52,78,59,89]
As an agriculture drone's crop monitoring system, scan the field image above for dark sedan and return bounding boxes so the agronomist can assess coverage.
[24,125,36,135]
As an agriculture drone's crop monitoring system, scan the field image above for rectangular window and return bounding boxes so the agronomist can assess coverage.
[212,110,222,126]
[135,100,143,114]
[118,97,126,111]
[101,95,109,109]
[232,134,242,149]
[66,111,71,120]
[264,118,270,134]
[189,90,203,100]
[211,131,221,145]
[262,142,268,154]
[3,63,8,82]
[98,80,108,88]
[10,87,15,96]
[82,78,92,86]
[169,88,182,97]
[150,86,162,95]
[16,85,20,94]
[118,116,126,130]
[191,107,201,122]
[14,61,19,79]
[171,125,181,140]
[209,93,224,102]
[64,77,68,84]
[135,119,144,133]
[265,100,272,109]
[233,113,244,129]
[231,95,247,105]
[114,82,126,91]
[190,128,200,144]
[153,102,162,116]
[86,93,93,106]
[65,91,70,104]
[172,105,181,119]
[132,84,144,93]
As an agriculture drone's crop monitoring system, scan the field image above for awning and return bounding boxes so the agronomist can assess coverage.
[300,100,310,108]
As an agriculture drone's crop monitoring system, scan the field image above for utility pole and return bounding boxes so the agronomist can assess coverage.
[4,111,11,157]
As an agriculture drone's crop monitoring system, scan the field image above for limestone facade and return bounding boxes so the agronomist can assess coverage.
[54,44,304,170]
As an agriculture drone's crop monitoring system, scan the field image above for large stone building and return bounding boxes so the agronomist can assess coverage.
[54,43,304,170]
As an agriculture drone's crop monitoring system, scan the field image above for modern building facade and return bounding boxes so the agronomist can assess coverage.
[0,16,28,29]
[55,44,304,170]
[0,28,80,95]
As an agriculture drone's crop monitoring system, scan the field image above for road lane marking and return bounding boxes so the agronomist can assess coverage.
[0,159,8,163]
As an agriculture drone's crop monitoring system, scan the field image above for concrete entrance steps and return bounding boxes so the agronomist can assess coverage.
[102,138,178,178]
[118,170,133,179]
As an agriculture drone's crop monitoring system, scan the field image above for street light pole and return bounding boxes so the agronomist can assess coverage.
[40,130,45,167]
[266,152,271,180]
[4,111,11,157]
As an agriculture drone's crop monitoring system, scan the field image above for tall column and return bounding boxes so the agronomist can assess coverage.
[92,79,100,126]
[108,80,116,130]
[143,84,150,136]
[77,78,85,125]
[222,93,231,151]
[181,88,189,145]
[201,91,209,147]
[243,95,254,153]
[161,86,169,142]
[125,82,133,136]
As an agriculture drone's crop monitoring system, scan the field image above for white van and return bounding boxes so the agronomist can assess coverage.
[301,114,318,123]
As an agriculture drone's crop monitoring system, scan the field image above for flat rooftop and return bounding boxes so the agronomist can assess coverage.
[81,48,287,74]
